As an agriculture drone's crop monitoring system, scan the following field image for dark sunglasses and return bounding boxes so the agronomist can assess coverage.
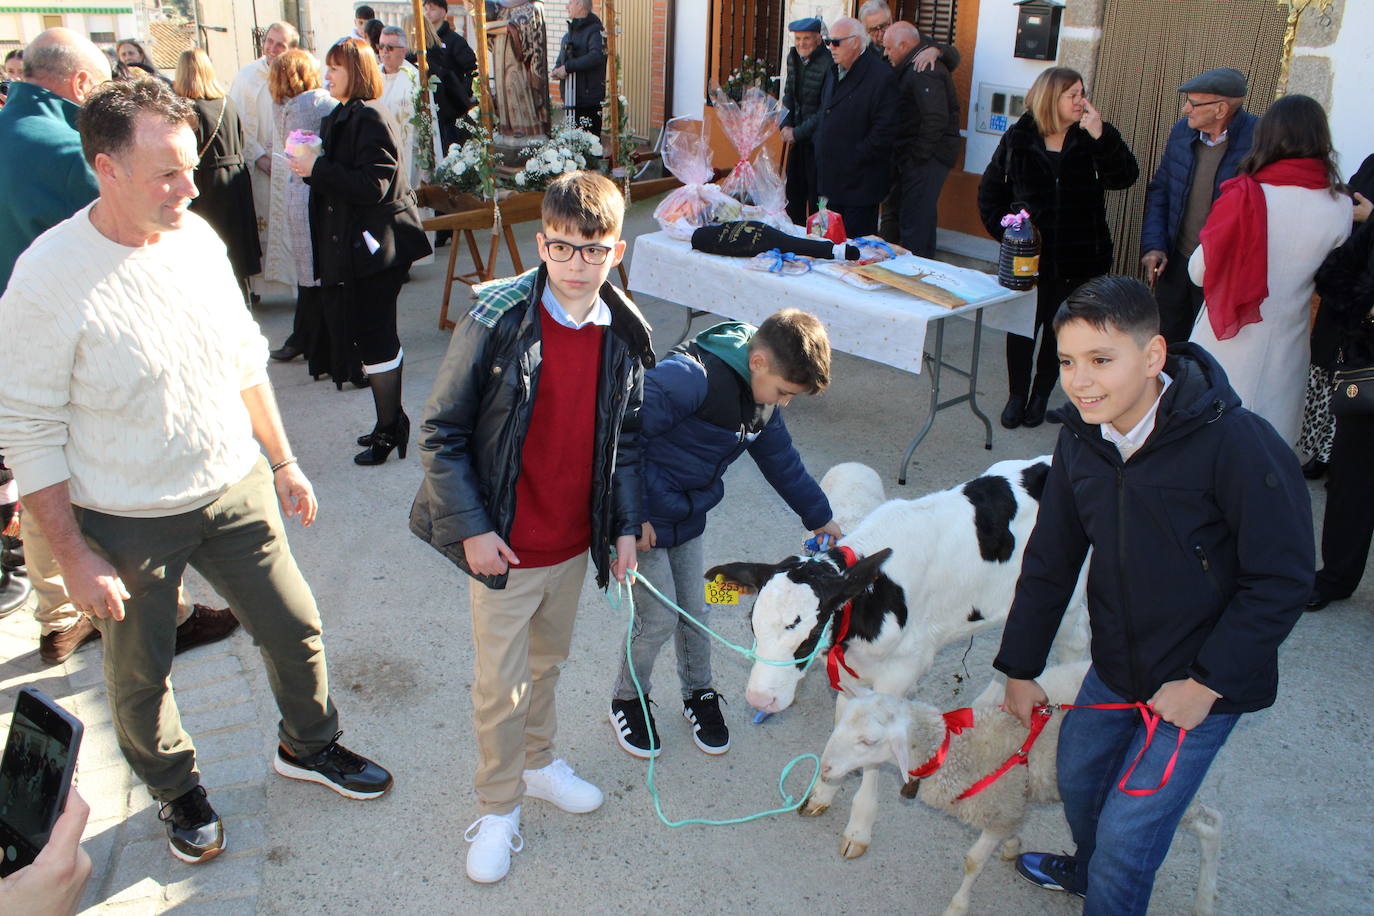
[822,35,855,47]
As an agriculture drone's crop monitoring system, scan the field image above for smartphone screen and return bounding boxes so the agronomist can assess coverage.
[0,688,82,876]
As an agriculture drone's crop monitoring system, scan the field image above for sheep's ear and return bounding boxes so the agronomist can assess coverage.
[704,561,781,596]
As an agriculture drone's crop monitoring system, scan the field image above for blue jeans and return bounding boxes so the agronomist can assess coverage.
[1057,667,1239,915]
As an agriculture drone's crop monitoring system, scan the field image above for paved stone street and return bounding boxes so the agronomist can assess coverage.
[2,196,1371,914]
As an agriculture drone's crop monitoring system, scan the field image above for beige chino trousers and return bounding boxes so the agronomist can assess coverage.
[469,553,588,815]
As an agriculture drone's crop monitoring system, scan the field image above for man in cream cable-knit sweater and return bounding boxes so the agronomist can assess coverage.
[0,79,394,865]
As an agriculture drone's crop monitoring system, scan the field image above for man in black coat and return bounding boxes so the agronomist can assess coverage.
[812,18,899,238]
[780,17,831,224]
[879,22,960,257]
[552,0,607,136]
[421,0,478,152]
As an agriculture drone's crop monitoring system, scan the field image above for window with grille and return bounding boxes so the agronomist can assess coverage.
[887,0,958,46]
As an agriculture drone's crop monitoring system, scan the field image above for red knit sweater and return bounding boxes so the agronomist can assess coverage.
[508,306,604,567]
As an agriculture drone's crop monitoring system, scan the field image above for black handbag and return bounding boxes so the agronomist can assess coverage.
[1331,360,1374,417]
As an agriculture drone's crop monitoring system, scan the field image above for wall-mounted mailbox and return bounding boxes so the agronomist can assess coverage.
[1014,0,1064,61]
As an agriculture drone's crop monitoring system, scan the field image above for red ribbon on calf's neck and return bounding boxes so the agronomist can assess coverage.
[825,546,861,691]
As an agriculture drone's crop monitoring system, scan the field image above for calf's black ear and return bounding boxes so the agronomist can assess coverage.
[821,547,894,608]
[704,562,782,595]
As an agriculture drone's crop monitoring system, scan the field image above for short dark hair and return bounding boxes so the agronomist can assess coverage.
[424,0,449,10]
[751,309,832,393]
[78,78,195,166]
[1052,275,1160,343]
[541,170,624,238]
[1240,93,1341,189]
[355,4,376,19]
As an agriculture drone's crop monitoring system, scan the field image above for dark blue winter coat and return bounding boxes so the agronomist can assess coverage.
[638,326,832,548]
[814,47,900,208]
[993,343,1312,714]
[1139,110,1258,256]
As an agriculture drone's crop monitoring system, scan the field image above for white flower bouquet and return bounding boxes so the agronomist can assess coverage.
[510,122,603,191]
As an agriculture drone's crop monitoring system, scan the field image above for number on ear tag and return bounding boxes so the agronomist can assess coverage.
[704,575,741,605]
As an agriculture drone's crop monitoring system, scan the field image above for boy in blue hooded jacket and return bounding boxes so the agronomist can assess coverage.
[609,309,841,758]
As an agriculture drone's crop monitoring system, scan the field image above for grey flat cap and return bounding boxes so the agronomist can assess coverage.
[1179,68,1248,97]
[789,16,823,33]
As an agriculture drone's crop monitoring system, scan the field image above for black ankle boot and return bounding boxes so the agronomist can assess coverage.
[1023,391,1051,428]
[354,412,410,466]
[1001,394,1027,429]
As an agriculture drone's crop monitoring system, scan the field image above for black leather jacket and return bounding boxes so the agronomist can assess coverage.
[410,266,655,588]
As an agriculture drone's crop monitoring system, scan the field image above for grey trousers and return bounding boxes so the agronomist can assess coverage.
[612,538,714,701]
[76,458,339,802]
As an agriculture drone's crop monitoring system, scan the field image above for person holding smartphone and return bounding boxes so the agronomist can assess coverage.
[0,787,91,916]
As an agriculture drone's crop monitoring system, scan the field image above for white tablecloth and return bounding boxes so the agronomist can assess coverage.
[627,231,1036,375]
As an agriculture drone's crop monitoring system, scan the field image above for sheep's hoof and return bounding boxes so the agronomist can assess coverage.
[999,836,1021,861]
[839,837,869,859]
[799,797,829,817]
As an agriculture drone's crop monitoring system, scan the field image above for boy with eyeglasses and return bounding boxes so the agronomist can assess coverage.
[411,170,654,884]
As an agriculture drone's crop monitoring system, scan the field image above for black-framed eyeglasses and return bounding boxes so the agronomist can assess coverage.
[1182,98,1224,110]
[866,23,890,36]
[541,236,613,265]
[822,35,855,47]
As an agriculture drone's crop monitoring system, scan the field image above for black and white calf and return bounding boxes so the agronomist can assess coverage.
[707,456,1088,858]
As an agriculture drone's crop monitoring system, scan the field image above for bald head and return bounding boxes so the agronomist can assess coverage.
[883,21,920,62]
[24,28,111,104]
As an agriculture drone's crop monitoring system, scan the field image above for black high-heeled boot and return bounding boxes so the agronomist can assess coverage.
[354,412,409,465]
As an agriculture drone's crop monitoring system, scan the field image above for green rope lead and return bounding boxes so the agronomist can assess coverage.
[605,569,833,827]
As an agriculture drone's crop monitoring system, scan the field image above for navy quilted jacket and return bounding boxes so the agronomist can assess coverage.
[1139,110,1257,256]
[638,324,832,548]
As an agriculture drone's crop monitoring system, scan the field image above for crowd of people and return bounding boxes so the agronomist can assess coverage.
[0,4,1369,914]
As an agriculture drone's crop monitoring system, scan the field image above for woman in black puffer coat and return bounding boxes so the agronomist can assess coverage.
[978,67,1139,428]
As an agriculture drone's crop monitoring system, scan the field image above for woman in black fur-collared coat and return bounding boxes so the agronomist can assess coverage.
[290,38,431,466]
[978,67,1138,428]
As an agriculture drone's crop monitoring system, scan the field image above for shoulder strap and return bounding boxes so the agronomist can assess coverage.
[197,99,227,161]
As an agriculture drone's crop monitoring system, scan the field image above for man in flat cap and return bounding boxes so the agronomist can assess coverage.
[780,16,832,223]
[1141,67,1257,342]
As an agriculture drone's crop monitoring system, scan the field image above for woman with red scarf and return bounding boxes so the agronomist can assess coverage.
[1188,94,1350,444]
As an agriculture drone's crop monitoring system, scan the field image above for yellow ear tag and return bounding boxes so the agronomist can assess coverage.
[705,574,741,605]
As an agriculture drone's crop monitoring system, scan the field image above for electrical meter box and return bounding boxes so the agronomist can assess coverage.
[1014,0,1064,61]
[975,83,1029,135]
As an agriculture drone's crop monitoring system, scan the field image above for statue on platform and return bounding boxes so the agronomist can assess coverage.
[487,0,551,142]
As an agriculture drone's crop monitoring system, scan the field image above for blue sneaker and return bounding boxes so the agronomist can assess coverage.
[1015,852,1086,897]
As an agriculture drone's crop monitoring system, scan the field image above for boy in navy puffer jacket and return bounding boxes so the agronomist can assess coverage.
[994,276,1311,914]
[608,310,841,758]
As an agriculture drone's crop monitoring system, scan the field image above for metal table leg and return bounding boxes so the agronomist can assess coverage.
[897,309,994,486]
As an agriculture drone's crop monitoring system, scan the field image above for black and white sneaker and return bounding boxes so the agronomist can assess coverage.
[274,731,393,799]
[682,689,730,755]
[158,785,224,864]
[609,697,661,758]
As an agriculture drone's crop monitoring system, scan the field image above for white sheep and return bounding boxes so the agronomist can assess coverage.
[819,462,886,536]
[819,662,1222,916]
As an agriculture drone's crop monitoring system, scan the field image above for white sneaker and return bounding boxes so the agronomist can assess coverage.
[522,758,604,814]
[464,807,523,884]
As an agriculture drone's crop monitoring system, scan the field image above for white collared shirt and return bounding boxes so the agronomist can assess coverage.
[541,284,611,329]
[1100,371,1173,462]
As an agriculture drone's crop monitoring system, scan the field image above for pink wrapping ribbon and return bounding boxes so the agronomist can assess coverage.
[1000,209,1031,229]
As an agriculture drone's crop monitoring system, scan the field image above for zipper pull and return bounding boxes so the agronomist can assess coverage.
[1193,545,1209,572]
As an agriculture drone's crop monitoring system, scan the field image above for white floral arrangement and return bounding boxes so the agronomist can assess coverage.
[510,122,604,190]
[433,124,496,197]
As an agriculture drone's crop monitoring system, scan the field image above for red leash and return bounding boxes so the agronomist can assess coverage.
[825,546,862,690]
[906,702,1186,800]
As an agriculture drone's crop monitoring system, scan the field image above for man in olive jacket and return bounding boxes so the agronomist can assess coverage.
[780,17,832,224]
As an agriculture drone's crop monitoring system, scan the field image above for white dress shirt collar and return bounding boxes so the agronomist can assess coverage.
[1101,371,1173,462]
[541,284,611,329]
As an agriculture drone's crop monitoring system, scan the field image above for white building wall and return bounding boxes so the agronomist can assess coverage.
[1308,1,1374,173]
[671,0,708,119]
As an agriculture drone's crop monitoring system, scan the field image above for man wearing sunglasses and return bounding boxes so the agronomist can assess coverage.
[1141,68,1256,342]
[812,17,899,238]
